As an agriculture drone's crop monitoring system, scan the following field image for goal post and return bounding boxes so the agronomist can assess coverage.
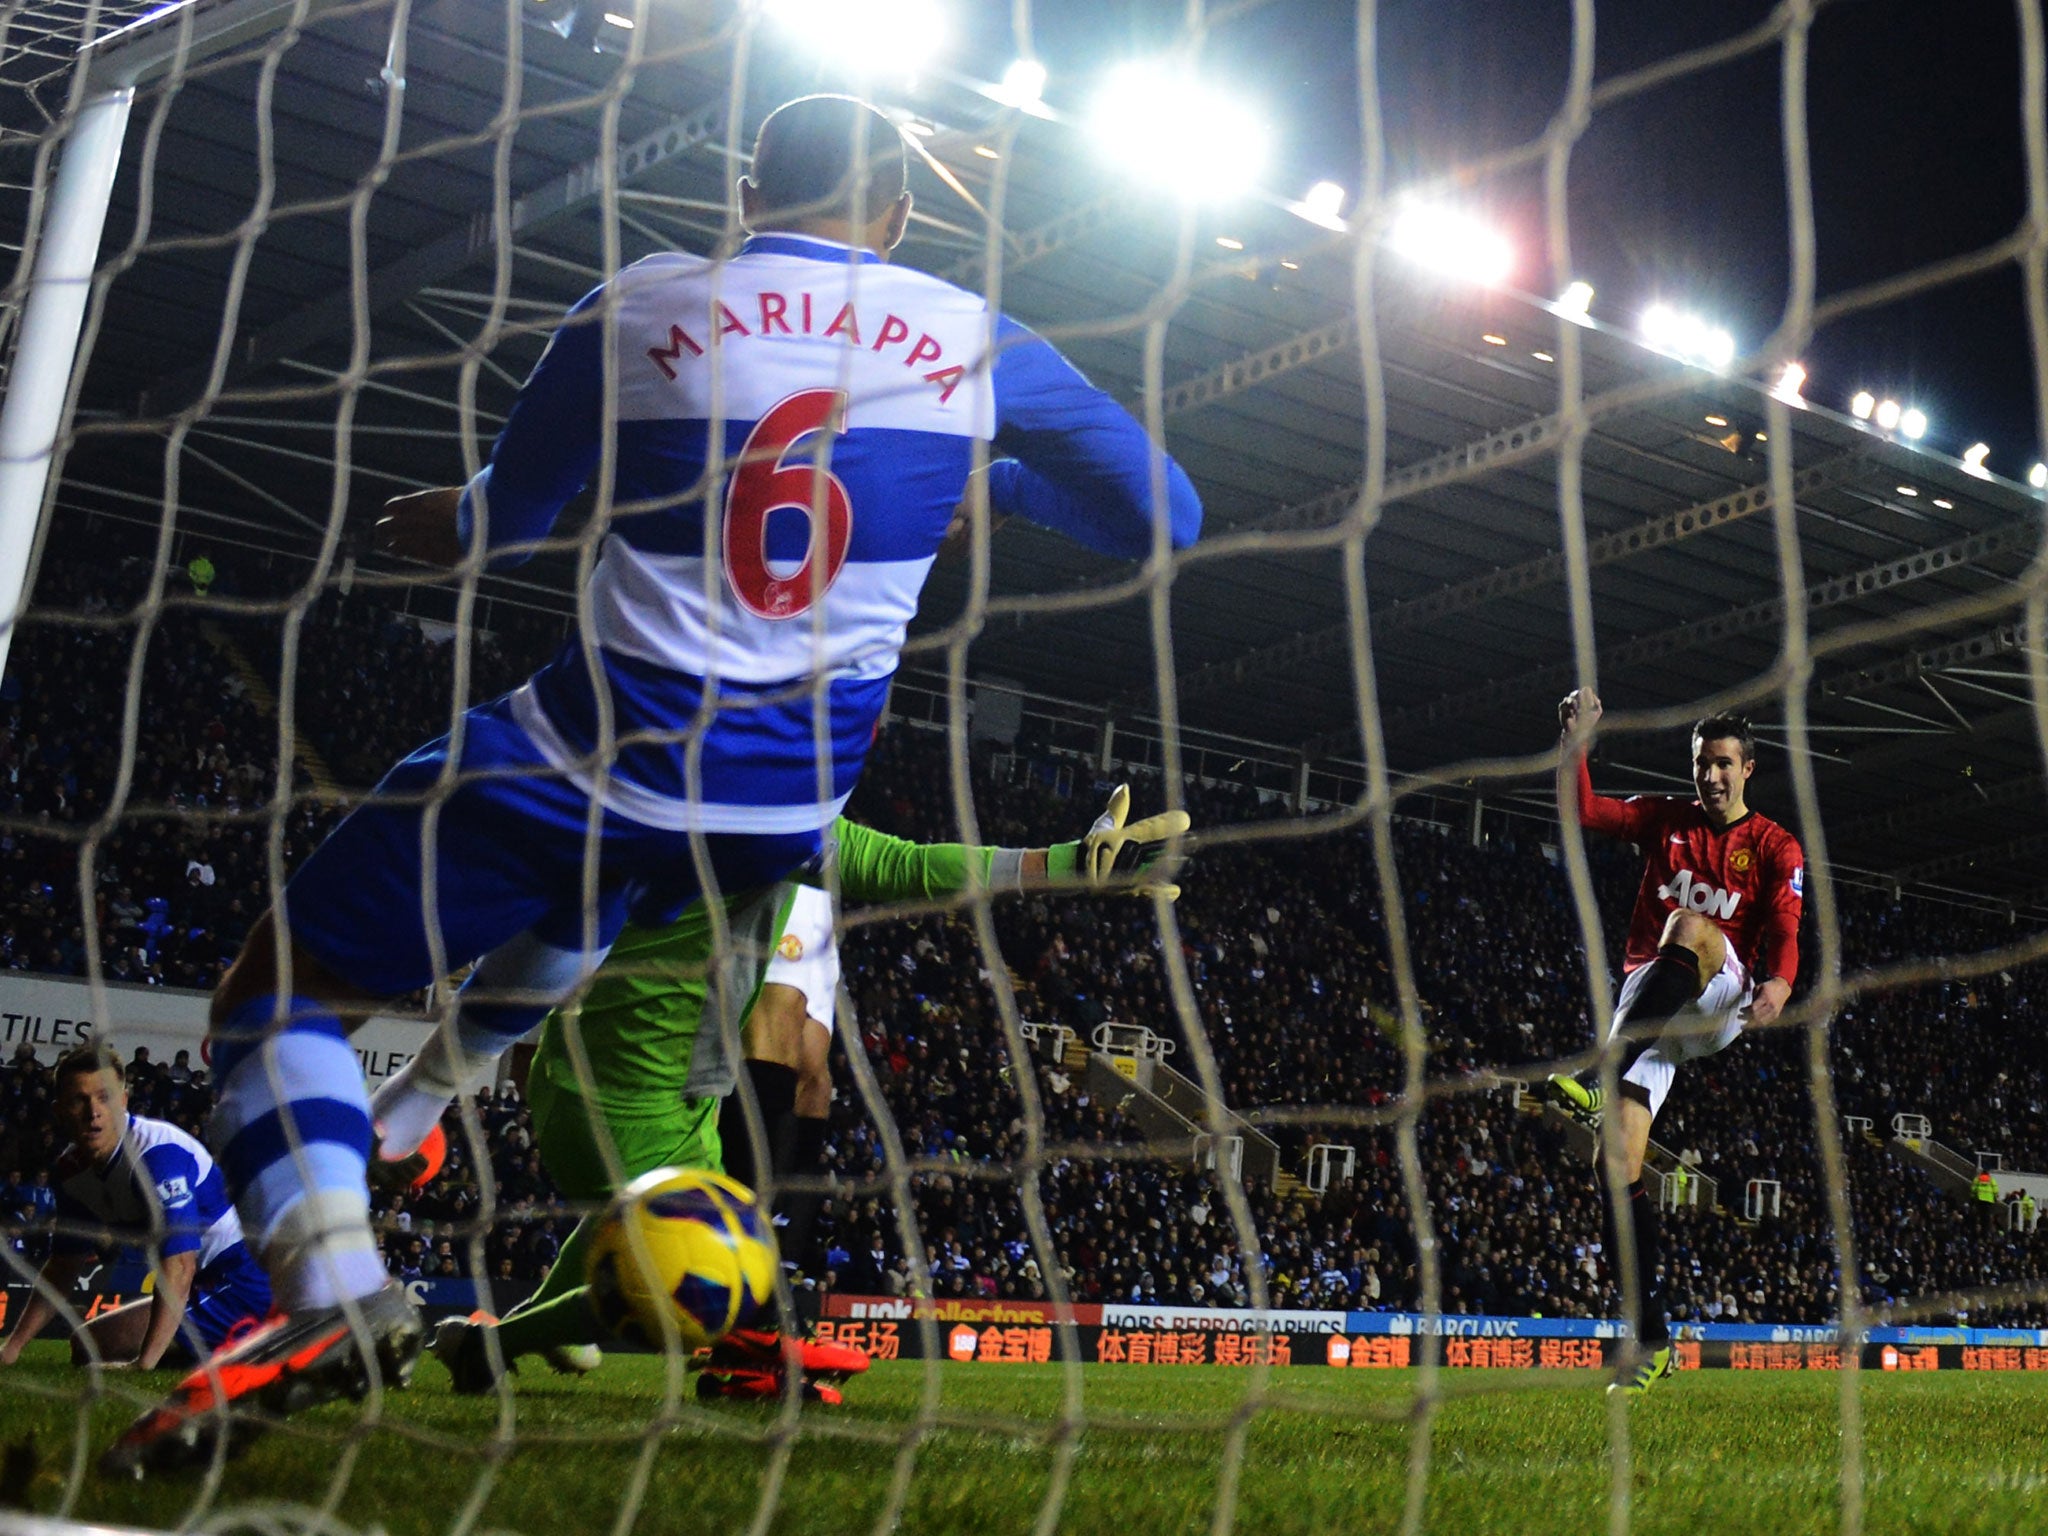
[0,0,359,681]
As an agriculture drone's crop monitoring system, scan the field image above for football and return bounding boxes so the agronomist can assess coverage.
[585,1167,779,1351]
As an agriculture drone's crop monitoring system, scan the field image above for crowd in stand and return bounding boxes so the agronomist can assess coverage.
[3,539,2048,1330]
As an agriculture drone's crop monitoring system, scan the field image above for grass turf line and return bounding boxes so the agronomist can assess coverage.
[0,1344,2045,1533]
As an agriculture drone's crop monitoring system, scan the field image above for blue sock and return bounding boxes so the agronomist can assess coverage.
[211,994,387,1311]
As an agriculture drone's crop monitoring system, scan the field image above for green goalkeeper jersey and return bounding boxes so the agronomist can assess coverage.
[529,818,990,1122]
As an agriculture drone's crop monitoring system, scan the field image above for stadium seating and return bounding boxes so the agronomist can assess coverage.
[3,546,2047,1327]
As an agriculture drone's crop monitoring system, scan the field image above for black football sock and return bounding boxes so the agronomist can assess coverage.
[1606,1177,1669,1348]
[1615,944,1706,1034]
[776,1115,832,1277]
[720,1060,799,1192]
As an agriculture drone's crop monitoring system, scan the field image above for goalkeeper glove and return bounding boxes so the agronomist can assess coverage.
[1045,784,1190,900]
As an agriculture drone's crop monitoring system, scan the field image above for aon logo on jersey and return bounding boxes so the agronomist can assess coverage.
[1659,868,1741,920]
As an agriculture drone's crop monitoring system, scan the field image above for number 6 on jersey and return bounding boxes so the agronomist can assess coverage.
[722,388,853,620]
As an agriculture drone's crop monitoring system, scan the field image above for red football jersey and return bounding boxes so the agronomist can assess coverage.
[1575,757,1804,984]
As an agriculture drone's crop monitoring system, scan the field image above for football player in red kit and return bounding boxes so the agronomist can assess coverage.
[1547,689,1803,1395]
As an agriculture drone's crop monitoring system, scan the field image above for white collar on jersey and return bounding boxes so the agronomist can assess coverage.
[741,231,882,264]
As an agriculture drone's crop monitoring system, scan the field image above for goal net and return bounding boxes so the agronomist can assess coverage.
[1,0,2046,1532]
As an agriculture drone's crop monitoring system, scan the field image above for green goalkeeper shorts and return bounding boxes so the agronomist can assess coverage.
[526,1069,724,1203]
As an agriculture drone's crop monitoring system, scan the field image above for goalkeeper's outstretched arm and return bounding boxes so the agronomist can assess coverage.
[833,783,1190,906]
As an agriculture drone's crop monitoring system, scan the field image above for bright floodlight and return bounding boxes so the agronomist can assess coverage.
[2032,462,2047,490]
[763,0,944,76]
[1874,398,1902,431]
[1770,362,1806,405]
[1963,442,1992,478]
[1290,180,1347,230]
[1849,390,1875,420]
[1640,303,1735,369]
[1552,280,1595,325]
[1387,202,1513,286]
[1899,407,1928,440]
[994,58,1048,111]
[1092,63,1270,201]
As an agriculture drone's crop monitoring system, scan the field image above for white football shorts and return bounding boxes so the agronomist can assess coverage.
[763,882,840,1034]
[1608,946,1751,1120]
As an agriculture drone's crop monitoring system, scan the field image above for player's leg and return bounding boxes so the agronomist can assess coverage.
[1601,1055,1673,1394]
[782,1015,834,1268]
[204,698,627,1317]
[436,1078,722,1390]
[372,929,608,1160]
[1599,918,1747,1397]
[109,707,624,1474]
[704,890,864,1400]
[720,885,836,1197]
[393,828,822,1175]
[70,1260,269,1368]
[719,982,806,1192]
[1547,911,1725,1124]
[71,1298,152,1366]
[700,1013,863,1403]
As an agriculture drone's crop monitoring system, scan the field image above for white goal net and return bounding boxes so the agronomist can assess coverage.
[0,1,2046,1534]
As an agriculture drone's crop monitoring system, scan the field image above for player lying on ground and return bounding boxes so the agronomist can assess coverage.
[429,788,1186,1403]
[0,1046,270,1372]
[1546,692,1803,1395]
[108,93,1200,1477]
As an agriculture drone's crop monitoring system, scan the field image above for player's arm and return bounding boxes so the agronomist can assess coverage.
[832,785,1189,905]
[129,1248,197,1370]
[0,1249,88,1365]
[1556,689,1653,840]
[375,286,607,570]
[1747,830,1805,1028]
[124,1144,206,1369]
[983,316,1202,559]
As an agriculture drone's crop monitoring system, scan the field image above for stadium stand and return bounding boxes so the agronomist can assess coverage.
[4,550,2048,1329]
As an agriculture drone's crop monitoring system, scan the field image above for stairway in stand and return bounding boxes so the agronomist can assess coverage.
[198,620,343,801]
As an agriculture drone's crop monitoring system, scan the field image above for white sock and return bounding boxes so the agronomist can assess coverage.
[371,1032,489,1156]
[265,1190,389,1312]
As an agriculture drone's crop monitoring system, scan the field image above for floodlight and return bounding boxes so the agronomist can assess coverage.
[1640,303,1735,369]
[1386,202,1513,286]
[1290,180,1347,230]
[2031,462,2047,490]
[1962,442,1992,478]
[763,0,945,77]
[1874,399,1902,431]
[1092,63,1270,201]
[1770,362,1806,405]
[1850,391,1875,420]
[1899,407,1927,440]
[1554,280,1595,323]
[601,10,633,25]
[994,58,1048,111]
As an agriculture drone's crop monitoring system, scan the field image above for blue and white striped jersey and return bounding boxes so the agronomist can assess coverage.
[460,232,1201,834]
[52,1113,250,1276]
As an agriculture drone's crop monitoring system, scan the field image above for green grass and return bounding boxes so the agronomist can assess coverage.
[2,1344,2046,1534]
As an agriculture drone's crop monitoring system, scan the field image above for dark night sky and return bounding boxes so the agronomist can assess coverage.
[968,0,2043,472]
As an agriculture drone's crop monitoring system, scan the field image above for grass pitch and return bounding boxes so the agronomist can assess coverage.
[0,1345,2044,1534]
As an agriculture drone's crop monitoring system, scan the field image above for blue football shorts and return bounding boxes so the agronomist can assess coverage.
[168,1250,274,1362]
[282,691,821,998]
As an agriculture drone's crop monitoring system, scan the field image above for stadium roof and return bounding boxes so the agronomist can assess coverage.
[11,2,2048,914]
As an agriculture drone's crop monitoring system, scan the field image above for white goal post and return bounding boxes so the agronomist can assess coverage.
[0,0,357,679]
